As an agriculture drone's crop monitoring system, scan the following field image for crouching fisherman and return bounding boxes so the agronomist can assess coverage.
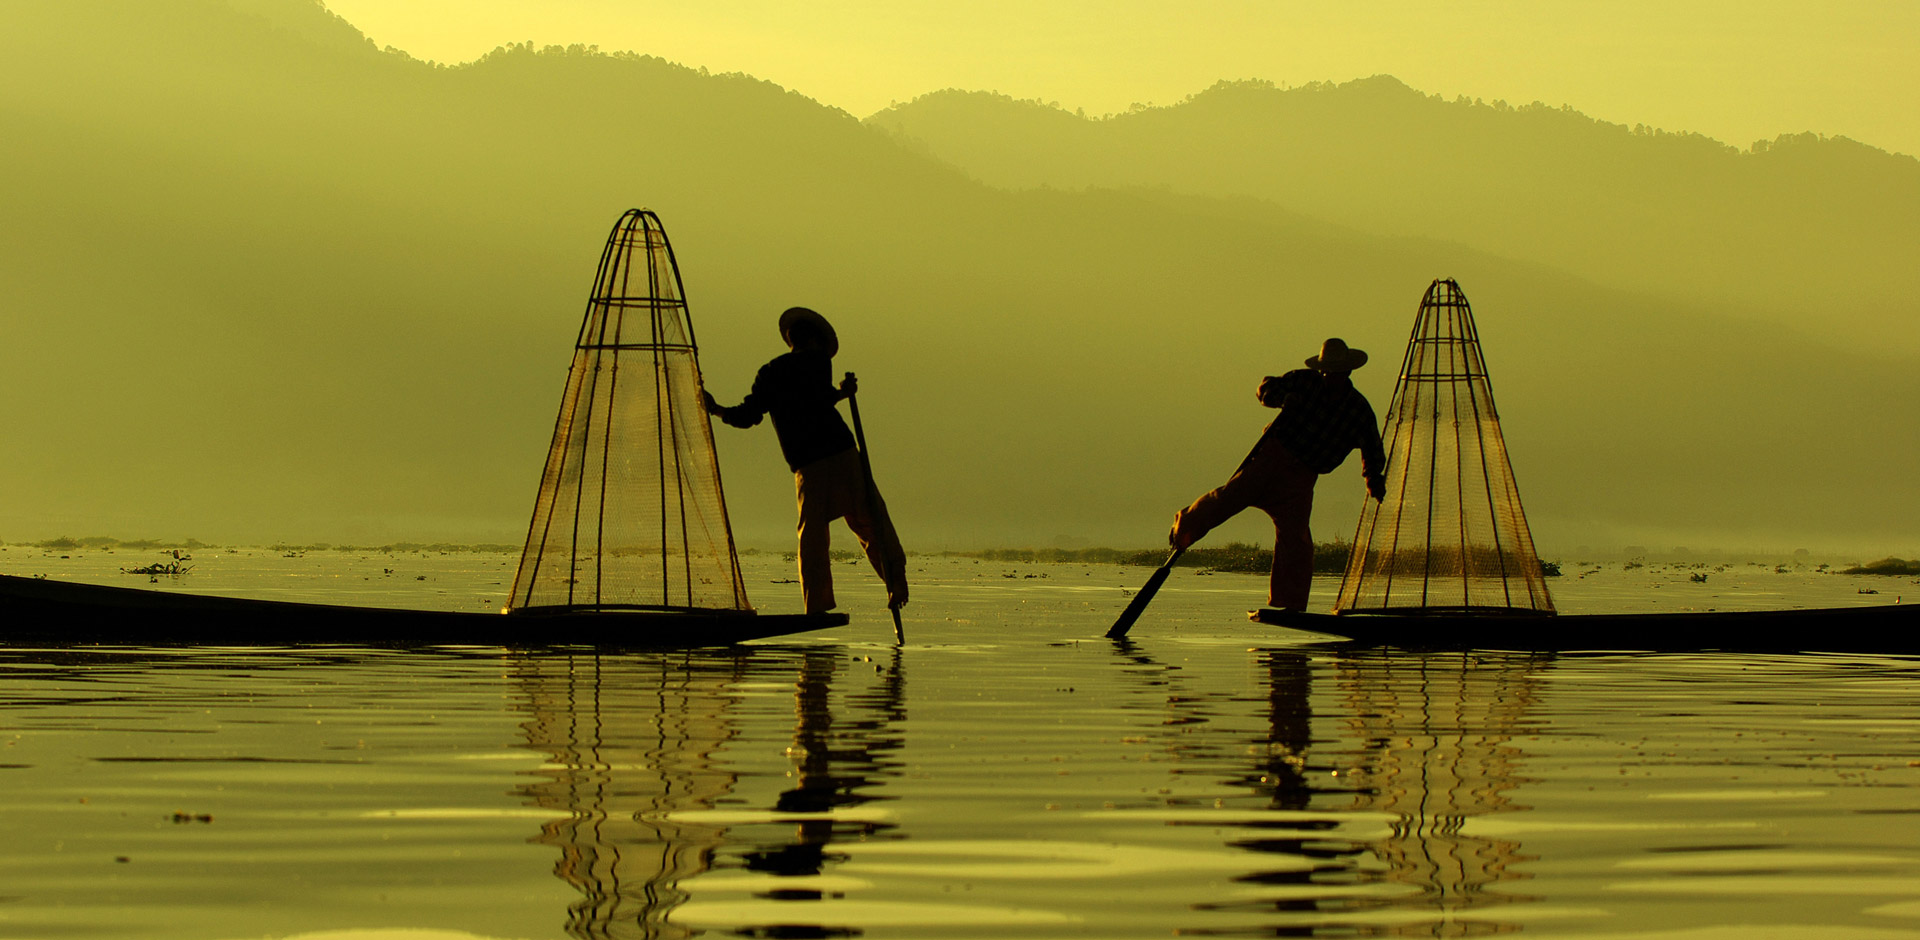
[703,306,909,616]
[1170,337,1386,611]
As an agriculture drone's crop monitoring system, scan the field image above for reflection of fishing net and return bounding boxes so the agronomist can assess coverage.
[509,210,750,613]
[1336,650,1544,904]
[514,652,741,938]
[1336,279,1554,615]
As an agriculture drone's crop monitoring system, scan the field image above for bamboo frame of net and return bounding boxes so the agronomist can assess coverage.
[508,209,751,614]
[1334,279,1554,616]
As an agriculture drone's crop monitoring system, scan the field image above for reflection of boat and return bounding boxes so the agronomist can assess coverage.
[0,572,840,646]
[1251,605,1920,653]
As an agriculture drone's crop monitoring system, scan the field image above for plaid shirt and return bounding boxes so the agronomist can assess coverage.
[1253,369,1385,478]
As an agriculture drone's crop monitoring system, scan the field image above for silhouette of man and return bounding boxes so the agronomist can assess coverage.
[1170,337,1386,611]
[704,307,908,616]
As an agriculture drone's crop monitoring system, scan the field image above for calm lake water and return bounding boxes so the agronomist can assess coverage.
[3,547,1918,939]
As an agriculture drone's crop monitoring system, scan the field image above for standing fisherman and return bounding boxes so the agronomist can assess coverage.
[1169,338,1386,611]
[704,307,909,616]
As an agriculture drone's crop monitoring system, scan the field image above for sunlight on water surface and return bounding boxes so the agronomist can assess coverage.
[1,550,1918,938]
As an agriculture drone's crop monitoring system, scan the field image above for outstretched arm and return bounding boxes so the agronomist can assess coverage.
[703,389,765,429]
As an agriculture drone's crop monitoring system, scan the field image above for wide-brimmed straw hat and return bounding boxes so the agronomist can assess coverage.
[1305,337,1367,372]
[778,306,838,357]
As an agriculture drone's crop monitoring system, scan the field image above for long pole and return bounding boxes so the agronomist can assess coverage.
[1105,547,1184,639]
[845,373,905,644]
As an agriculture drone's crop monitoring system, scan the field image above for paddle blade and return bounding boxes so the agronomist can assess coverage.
[1106,548,1183,638]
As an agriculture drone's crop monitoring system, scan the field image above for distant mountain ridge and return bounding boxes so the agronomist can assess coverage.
[869,79,1920,350]
[1,0,1915,555]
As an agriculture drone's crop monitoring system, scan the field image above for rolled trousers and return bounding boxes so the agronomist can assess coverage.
[795,447,908,615]
[1171,445,1319,610]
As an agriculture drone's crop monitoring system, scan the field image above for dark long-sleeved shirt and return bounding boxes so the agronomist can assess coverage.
[712,349,855,471]
[1254,369,1386,480]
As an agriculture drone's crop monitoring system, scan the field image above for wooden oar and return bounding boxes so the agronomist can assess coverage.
[1106,547,1184,639]
[845,373,905,644]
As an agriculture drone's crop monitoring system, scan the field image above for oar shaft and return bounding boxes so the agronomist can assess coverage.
[846,374,905,644]
[1106,547,1184,638]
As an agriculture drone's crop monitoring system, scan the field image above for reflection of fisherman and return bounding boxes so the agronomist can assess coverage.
[744,648,904,877]
[704,307,909,615]
[1170,338,1386,611]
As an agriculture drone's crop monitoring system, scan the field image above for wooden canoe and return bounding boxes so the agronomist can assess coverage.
[1249,605,1920,654]
[0,573,849,648]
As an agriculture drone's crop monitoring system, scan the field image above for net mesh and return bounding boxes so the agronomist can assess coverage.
[508,210,751,613]
[1335,279,1555,615]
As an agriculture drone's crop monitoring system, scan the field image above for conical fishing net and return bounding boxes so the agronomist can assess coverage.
[1335,279,1554,615]
[509,210,750,613]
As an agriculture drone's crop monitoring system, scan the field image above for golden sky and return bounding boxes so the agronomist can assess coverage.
[320,0,1919,155]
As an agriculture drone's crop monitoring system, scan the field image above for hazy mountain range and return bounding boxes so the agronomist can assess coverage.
[870,80,1920,344]
[2,0,1915,556]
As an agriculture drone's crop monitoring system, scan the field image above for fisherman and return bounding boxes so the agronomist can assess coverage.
[704,306,908,616]
[1169,337,1386,611]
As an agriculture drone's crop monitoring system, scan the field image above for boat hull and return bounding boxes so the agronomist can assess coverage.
[1249,605,1920,654]
[0,574,849,648]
